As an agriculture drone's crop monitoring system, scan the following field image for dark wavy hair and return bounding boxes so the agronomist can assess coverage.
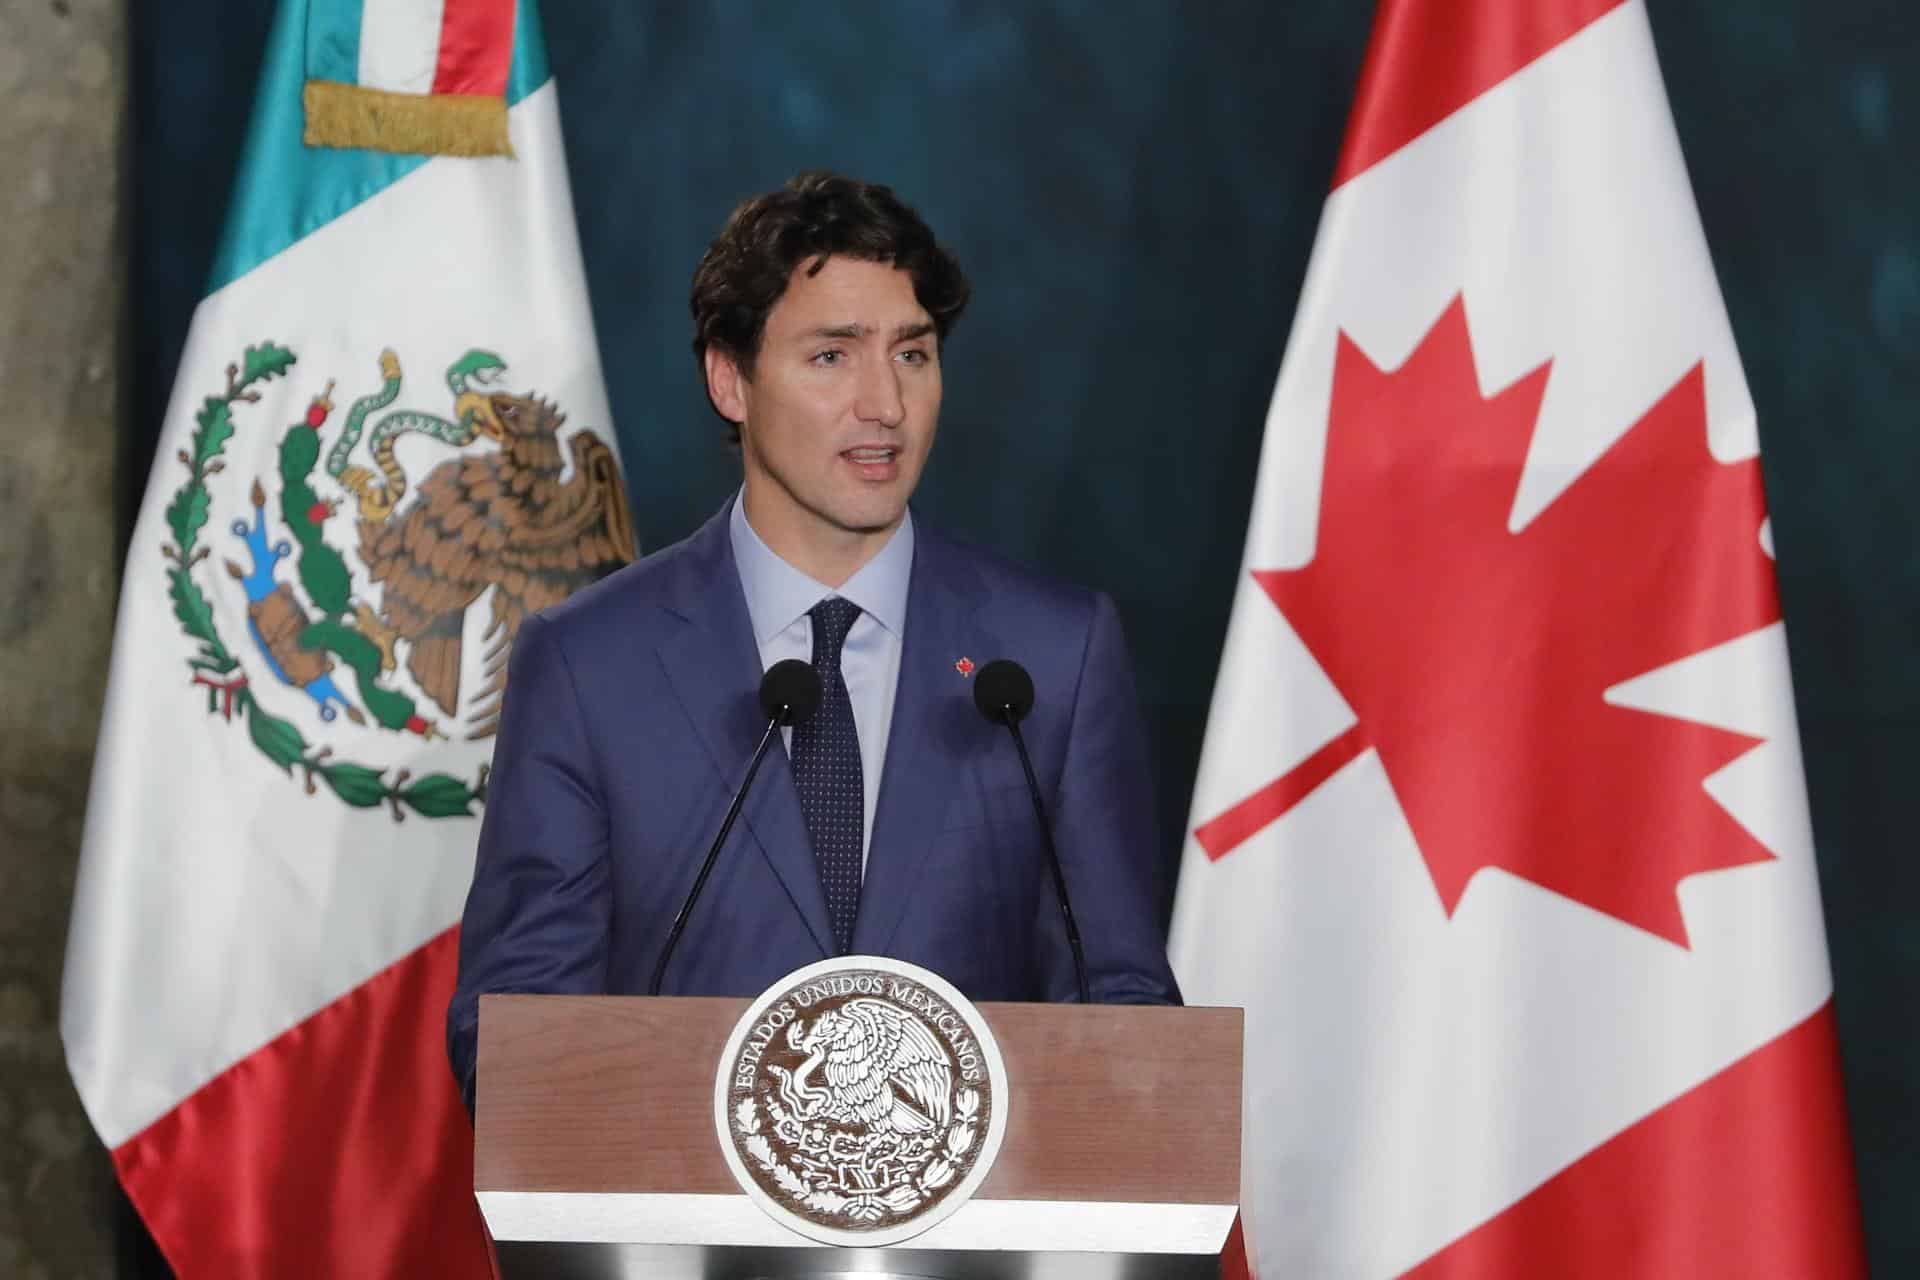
[690,173,971,431]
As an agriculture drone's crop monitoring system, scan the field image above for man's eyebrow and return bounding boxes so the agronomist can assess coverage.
[795,320,937,343]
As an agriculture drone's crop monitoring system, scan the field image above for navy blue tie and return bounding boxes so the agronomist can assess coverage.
[790,597,864,954]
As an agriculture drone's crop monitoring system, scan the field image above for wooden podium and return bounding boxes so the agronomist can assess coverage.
[475,993,1242,1278]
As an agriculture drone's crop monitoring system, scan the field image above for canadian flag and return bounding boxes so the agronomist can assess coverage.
[1169,2,1868,1276]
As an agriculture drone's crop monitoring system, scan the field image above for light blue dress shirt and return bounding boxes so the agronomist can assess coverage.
[729,495,913,868]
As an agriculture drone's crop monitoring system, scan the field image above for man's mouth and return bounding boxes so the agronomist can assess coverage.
[842,445,900,478]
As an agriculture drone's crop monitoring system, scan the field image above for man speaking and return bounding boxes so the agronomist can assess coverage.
[447,173,1179,1108]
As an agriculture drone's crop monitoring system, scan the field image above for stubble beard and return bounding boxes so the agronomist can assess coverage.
[745,446,909,548]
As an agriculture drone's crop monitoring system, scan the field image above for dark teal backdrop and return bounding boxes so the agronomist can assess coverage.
[130,3,1917,1273]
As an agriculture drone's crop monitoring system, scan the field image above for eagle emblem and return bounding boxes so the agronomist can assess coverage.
[770,998,954,1136]
[715,958,1009,1248]
[160,341,633,819]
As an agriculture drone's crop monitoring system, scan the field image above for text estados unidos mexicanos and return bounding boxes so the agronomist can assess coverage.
[732,973,985,1094]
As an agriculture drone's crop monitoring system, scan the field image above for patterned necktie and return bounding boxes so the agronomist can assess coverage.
[790,596,864,954]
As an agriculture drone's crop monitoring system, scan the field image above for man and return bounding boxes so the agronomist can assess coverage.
[447,173,1179,1107]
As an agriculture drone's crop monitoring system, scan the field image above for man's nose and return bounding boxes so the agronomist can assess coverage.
[855,358,905,428]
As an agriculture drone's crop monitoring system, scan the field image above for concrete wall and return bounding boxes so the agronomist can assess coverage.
[0,0,124,1274]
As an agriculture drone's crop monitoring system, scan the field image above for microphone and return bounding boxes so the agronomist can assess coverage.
[972,659,1091,1004]
[651,659,820,995]
[759,657,823,725]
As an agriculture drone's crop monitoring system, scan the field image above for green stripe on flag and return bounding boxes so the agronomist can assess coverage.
[507,0,552,105]
[208,0,554,295]
[304,0,364,86]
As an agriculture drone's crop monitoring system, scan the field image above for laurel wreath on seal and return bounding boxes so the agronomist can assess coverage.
[733,1087,982,1223]
[162,343,486,821]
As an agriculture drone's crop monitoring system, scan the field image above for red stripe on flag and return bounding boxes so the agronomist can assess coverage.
[434,0,518,97]
[1401,1002,1867,1279]
[113,929,495,1279]
[1223,1211,1255,1280]
[1332,0,1630,189]
[1194,722,1370,860]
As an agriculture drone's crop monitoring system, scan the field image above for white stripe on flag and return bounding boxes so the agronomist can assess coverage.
[358,0,449,95]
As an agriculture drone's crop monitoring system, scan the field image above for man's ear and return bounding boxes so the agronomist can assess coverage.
[704,346,750,427]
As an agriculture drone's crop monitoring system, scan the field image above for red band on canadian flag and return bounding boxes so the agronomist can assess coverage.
[1404,1003,1867,1278]
[434,0,518,97]
[1333,0,1629,188]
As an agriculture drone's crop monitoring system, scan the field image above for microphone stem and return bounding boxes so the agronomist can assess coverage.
[1005,717,1091,1005]
[651,715,783,996]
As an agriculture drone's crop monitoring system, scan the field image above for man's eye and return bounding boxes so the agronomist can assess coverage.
[813,350,843,366]
[898,349,930,365]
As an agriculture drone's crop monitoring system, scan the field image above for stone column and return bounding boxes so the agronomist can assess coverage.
[0,0,124,1274]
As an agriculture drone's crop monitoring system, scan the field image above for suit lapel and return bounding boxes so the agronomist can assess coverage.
[654,506,834,959]
[853,530,994,955]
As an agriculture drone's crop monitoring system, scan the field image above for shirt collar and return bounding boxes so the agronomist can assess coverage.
[729,492,915,644]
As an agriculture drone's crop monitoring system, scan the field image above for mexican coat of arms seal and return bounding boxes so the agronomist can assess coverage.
[714,956,1010,1248]
[160,342,632,818]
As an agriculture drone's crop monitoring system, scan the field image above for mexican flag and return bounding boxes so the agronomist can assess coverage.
[1169,1,1867,1275]
[61,1,632,1272]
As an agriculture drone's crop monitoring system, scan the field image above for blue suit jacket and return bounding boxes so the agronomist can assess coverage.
[447,503,1180,1102]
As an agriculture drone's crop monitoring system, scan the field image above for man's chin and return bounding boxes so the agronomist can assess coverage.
[822,496,909,539]
[837,510,906,538]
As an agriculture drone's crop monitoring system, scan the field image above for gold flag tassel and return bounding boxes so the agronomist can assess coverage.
[303,80,512,158]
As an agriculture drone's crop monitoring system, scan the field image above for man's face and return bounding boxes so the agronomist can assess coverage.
[709,256,941,572]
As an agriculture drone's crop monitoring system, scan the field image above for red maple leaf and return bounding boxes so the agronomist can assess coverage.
[1196,298,1782,946]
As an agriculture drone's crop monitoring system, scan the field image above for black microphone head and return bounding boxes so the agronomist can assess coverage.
[760,659,821,726]
[972,659,1035,725]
